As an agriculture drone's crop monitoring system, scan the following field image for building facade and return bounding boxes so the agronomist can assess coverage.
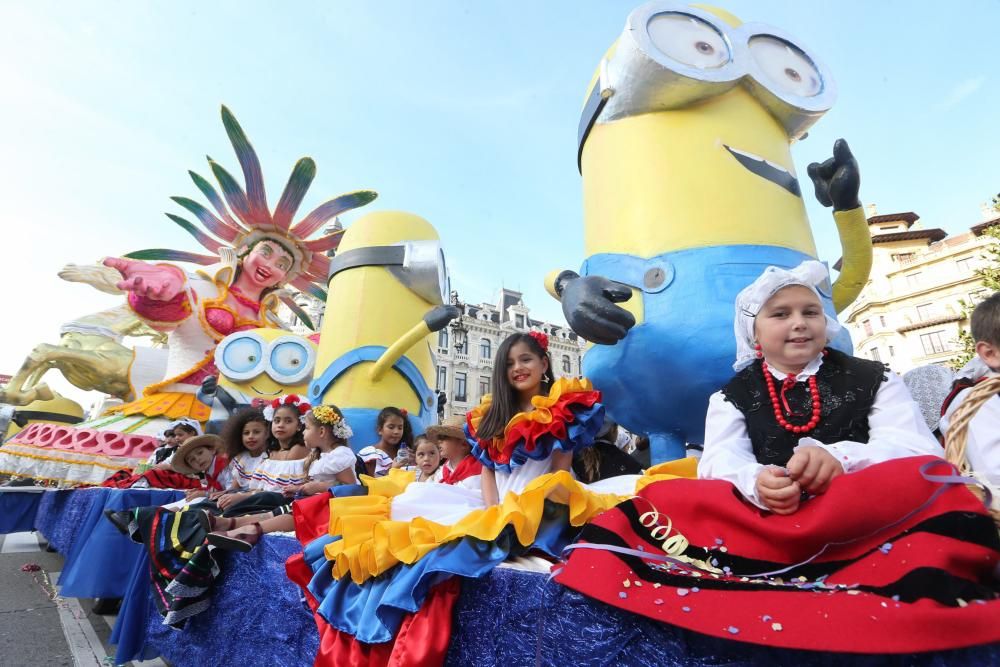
[433,289,586,419]
[842,206,998,374]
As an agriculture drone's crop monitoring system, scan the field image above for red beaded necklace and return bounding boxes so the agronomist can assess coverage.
[762,361,821,434]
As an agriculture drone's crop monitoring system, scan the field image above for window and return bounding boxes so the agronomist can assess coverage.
[879,315,886,327]
[869,348,881,362]
[479,338,491,360]
[970,289,988,305]
[862,319,872,336]
[479,377,489,398]
[906,272,922,288]
[956,257,975,273]
[561,355,571,374]
[892,252,915,263]
[919,331,947,355]
[454,372,467,402]
[916,303,934,320]
[436,366,447,391]
[888,345,895,357]
[437,329,448,349]
[515,314,525,328]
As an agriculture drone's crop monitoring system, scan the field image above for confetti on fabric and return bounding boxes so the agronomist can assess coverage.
[677,588,689,597]
[727,626,740,635]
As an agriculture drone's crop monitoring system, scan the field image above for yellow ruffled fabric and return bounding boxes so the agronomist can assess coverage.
[323,457,698,584]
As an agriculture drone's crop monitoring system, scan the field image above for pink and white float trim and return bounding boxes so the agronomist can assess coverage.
[0,423,156,487]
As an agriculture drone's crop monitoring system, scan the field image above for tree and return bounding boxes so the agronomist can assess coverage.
[950,193,1000,369]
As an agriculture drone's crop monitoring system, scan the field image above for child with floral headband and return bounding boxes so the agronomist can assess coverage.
[207,404,360,551]
[216,394,309,513]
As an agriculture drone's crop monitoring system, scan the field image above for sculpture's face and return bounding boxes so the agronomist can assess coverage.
[241,240,293,291]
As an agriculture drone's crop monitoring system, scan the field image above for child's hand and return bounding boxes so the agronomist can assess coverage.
[755,467,801,515]
[185,489,207,500]
[283,484,304,497]
[786,446,844,495]
[217,492,246,511]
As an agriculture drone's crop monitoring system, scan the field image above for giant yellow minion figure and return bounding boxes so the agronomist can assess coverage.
[546,2,872,462]
[309,211,459,447]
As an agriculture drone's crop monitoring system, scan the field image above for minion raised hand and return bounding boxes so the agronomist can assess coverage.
[546,2,871,462]
[309,211,459,447]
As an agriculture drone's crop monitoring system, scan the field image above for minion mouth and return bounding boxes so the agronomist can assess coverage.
[250,385,282,396]
[724,145,801,197]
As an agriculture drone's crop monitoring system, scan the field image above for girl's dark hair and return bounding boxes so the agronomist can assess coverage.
[303,404,348,478]
[221,408,269,459]
[268,403,305,451]
[376,407,413,452]
[173,423,199,437]
[476,333,554,441]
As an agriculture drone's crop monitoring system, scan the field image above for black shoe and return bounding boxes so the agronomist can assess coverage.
[103,509,132,535]
[91,598,122,615]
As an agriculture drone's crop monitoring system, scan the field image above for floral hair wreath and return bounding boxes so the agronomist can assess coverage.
[528,330,549,352]
[311,405,354,440]
[262,394,311,424]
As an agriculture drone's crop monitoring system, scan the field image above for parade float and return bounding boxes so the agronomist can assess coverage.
[0,3,997,667]
[0,107,375,486]
[546,1,873,462]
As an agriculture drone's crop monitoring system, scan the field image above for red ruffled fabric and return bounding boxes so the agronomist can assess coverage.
[467,387,600,467]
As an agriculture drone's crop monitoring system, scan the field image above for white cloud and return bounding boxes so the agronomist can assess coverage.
[937,76,987,111]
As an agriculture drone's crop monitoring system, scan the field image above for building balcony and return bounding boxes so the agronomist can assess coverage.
[896,313,963,334]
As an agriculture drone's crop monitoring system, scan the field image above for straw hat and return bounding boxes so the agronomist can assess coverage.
[425,415,466,442]
[171,434,222,475]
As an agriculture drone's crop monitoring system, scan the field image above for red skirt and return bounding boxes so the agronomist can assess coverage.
[555,456,1000,653]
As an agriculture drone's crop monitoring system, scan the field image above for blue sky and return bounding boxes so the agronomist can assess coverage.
[1,1,998,405]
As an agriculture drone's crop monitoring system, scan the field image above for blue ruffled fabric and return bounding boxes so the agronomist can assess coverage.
[467,401,604,474]
[445,568,1000,667]
[305,502,578,644]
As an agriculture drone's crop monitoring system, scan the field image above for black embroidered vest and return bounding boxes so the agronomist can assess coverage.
[720,349,888,467]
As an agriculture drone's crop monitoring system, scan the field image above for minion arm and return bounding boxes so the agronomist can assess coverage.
[369,305,460,382]
[830,207,872,311]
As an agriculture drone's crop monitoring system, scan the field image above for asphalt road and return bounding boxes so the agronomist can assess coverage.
[0,531,165,667]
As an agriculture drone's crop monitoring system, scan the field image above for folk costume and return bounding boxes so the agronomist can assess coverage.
[286,376,691,666]
[555,261,1000,655]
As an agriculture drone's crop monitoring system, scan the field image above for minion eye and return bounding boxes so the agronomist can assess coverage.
[266,337,316,384]
[749,36,821,97]
[221,336,263,375]
[647,13,730,70]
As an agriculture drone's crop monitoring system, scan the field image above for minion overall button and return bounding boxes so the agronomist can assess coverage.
[641,260,674,293]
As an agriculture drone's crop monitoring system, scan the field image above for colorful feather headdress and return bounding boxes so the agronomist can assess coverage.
[125,105,377,324]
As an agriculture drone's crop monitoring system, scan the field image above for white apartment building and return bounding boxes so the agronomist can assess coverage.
[842,206,998,373]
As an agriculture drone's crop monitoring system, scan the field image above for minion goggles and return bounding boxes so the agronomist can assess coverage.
[327,241,451,306]
[578,2,837,168]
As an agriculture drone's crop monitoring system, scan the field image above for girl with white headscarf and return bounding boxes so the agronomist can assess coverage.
[698,261,940,514]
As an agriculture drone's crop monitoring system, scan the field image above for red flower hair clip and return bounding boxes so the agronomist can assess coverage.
[400,408,408,417]
[528,330,549,352]
[263,394,311,422]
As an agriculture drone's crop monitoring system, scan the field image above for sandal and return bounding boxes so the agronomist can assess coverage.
[104,509,133,535]
[196,510,236,534]
[206,523,263,553]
